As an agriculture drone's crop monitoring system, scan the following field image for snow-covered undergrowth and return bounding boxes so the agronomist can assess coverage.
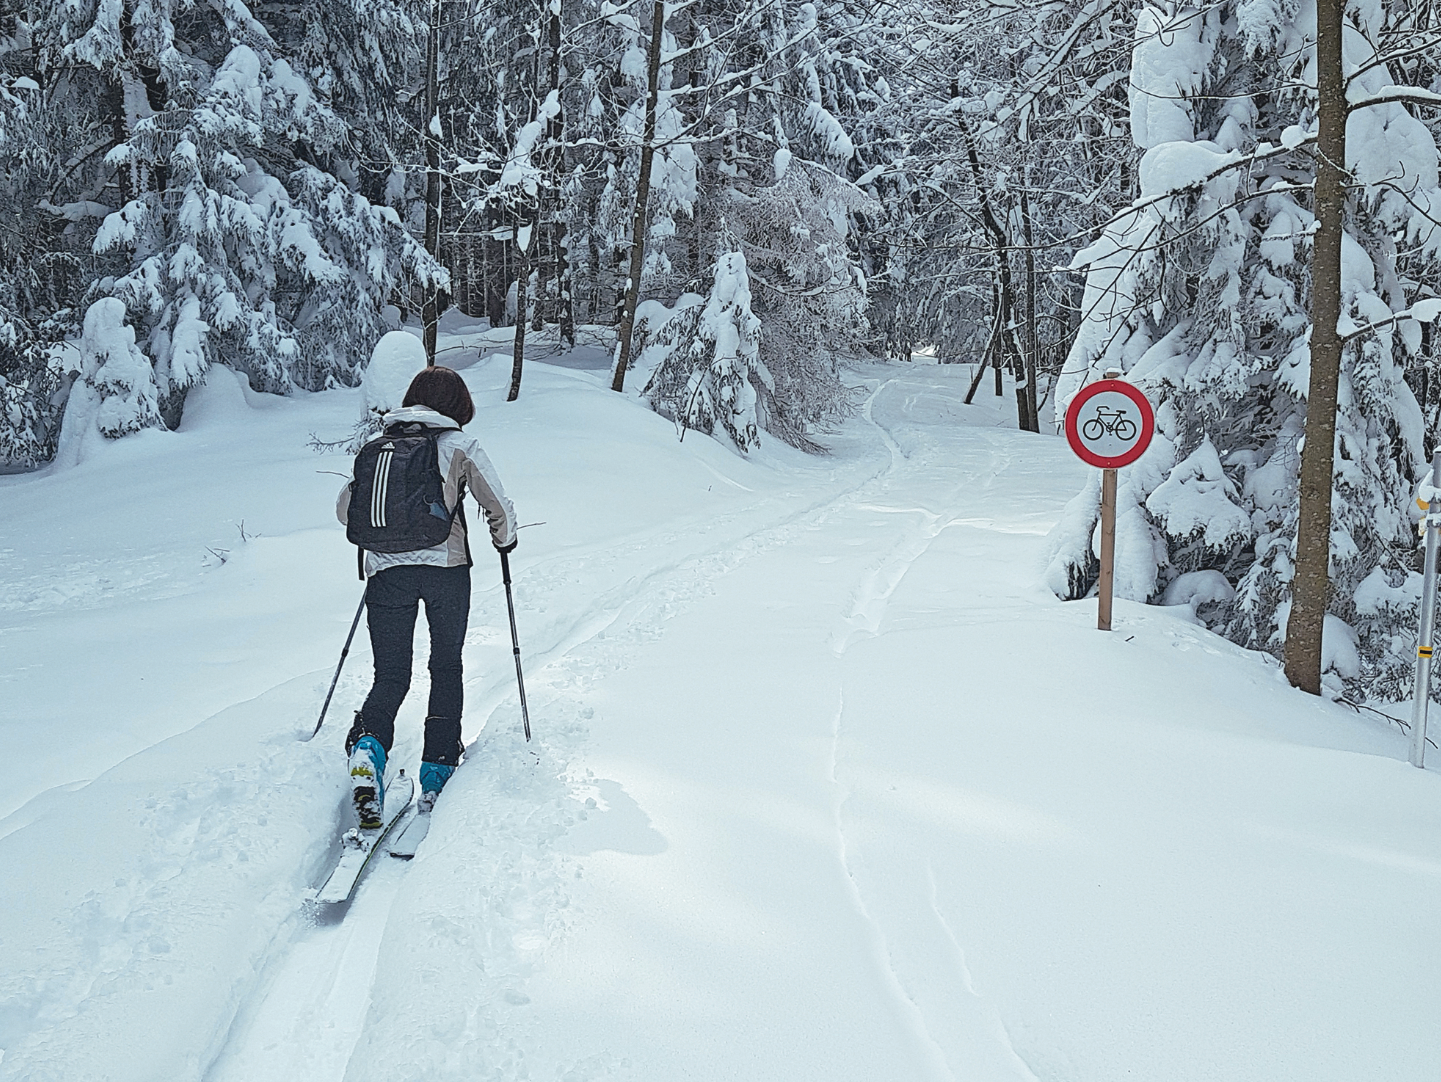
[1,339,1439,1081]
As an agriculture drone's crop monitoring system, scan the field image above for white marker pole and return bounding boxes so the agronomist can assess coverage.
[1410,449,1441,768]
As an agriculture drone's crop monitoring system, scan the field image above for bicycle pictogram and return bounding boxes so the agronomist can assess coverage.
[1081,404,1137,443]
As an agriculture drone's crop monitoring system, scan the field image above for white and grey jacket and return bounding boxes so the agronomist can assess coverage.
[337,405,517,578]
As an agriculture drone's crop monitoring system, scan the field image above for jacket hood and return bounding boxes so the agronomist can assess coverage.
[382,404,461,430]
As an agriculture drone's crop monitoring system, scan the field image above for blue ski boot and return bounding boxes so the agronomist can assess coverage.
[417,761,454,814]
[349,735,387,828]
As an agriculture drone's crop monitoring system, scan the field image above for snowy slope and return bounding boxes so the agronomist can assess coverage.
[1,342,1438,1082]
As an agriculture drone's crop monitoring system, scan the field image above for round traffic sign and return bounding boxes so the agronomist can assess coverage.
[1064,379,1154,468]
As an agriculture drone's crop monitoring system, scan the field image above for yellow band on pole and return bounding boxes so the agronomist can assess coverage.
[1420,646,1434,658]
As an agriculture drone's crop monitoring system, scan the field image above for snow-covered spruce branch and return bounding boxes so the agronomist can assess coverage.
[1339,300,1441,346]
[1345,30,1441,88]
[1347,87,1441,113]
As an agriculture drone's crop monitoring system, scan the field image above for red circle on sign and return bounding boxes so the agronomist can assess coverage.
[1064,379,1155,468]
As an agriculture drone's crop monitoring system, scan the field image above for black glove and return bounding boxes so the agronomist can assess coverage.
[496,538,518,555]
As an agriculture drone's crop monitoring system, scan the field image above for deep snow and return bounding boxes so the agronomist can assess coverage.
[1,328,1438,1081]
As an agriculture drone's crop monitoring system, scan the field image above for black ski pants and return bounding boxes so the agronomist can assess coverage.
[347,563,470,766]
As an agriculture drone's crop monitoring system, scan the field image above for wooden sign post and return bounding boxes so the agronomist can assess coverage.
[1064,372,1155,631]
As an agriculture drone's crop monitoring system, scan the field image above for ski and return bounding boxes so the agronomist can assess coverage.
[315,770,415,905]
[388,808,431,860]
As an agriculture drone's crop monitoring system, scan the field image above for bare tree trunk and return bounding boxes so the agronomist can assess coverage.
[1020,180,1040,432]
[1284,0,1347,694]
[421,0,443,364]
[960,117,1030,427]
[485,233,506,327]
[509,219,531,401]
[532,224,549,332]
[610,0,665,393]
[966,285,1003,404]
[546,4,575,348]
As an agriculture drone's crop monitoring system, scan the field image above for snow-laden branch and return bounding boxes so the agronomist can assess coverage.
[1340,299,1441,345]
[1348,86,1441,113]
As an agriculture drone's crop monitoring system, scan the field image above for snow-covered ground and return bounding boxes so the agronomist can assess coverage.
[2,327,1438,1082]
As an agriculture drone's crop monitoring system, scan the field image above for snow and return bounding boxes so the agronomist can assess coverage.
[1144,438,1251,552]
[774,146,793,179]
[1137,139,1239,197]
[3,345,1441,1081]
[1411,298,1441,324]
[362,330,428,414]
[1128,7,1212,149]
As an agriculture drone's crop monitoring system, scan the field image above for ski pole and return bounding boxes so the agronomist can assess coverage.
[500,548,532,742]
[309,589,367,740]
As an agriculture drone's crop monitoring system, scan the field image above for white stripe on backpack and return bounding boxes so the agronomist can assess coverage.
[371,449,393,528]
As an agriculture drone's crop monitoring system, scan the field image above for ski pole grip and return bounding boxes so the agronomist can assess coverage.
[501,548,512,586]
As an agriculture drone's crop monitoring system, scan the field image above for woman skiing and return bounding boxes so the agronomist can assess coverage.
[336,365,517,827]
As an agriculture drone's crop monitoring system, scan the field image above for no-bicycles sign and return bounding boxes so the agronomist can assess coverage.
[1064,379,1154,468]
[1063,375,1155,632]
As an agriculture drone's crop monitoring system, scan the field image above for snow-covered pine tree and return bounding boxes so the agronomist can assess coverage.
[34,0,444,438]
[0,15,98,466]
[642,246,768,450]
[1044,2,1441,699]
[621,0,879,447]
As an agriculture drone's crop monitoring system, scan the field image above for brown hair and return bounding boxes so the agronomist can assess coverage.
[403,366,475,427]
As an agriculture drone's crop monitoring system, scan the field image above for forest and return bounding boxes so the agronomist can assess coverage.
[2,0,1440,700]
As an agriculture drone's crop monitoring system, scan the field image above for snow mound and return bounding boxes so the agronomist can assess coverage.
[363,331,427,414]
[1162,569,1235,612]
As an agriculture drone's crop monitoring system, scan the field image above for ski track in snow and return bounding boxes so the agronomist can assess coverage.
[204,373,936,1080]
[827,690,956,1082]
[825,376,1039,1081]
[209,371,1020,1081]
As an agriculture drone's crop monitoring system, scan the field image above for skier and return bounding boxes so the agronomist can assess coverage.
[336,365,517,827]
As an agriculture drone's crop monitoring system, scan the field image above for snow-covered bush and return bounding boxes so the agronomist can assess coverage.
[642,251,769,451]
[1045,2,1441,699]
[63,298,161,444]
[364,331,430,416]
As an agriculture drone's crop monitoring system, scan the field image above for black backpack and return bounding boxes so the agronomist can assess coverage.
[346,422,463,554]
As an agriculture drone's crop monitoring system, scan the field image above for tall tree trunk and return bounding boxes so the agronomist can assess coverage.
[509,218,532,401]
[543,3,575,347]
[1020,179,1040,432]
[421,0,443,364]
[532,222,549,332]
[485,232,506,327]
[1284,0,1347,694]
[610,0,665,393]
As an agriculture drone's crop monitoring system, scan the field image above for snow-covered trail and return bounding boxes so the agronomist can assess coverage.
[347,368,1440,1081]
[4,351,1440,1082]
[0,347,883,1082]
[201,375,928,1081]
